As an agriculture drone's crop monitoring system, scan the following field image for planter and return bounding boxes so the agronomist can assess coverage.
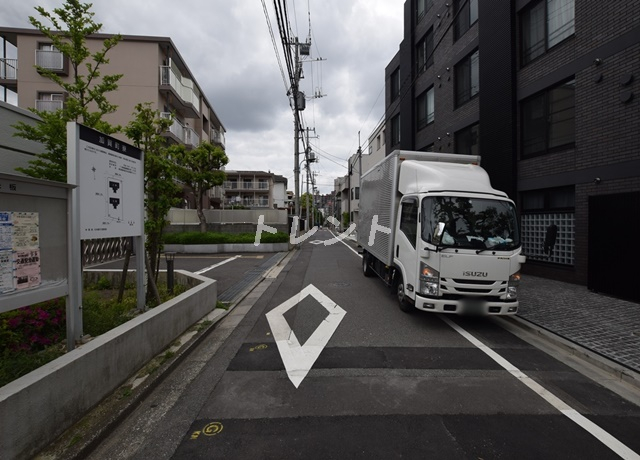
[0,270,217,460]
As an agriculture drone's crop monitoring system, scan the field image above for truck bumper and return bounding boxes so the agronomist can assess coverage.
[413,294,519,315]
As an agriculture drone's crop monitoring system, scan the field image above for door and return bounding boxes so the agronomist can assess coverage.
[588,191,640,302]
[395,197,419,300]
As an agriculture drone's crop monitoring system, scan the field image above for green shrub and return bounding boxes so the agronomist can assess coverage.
[163,231,289,245]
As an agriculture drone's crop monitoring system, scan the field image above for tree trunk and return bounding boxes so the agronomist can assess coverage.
[197,195,207,233]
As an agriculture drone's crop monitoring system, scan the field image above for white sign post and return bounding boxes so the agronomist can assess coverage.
[67,122,145,349]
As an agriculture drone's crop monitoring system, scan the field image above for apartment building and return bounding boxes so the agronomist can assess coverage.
[384,0,640,301]
[0,27,226,172]
[223,171,288,210]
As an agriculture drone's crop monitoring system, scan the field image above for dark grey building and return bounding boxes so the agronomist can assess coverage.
[385,0,640,301]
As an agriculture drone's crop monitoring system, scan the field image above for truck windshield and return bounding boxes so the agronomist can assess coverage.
[422,196,520,250]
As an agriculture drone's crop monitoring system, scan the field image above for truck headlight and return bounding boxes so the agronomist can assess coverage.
[507,272,521,300]
[419,262,439,296]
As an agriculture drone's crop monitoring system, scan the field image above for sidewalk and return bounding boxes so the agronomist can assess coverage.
[517,274,640,375]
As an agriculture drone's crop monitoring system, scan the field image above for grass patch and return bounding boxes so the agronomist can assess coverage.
[163,231,289,245]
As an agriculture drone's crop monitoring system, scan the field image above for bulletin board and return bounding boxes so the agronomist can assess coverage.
[0,173,72,313]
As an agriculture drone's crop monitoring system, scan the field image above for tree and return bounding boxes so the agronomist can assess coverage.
[124,103,181,303]
[170,142,228,232]
[14,0,122,181]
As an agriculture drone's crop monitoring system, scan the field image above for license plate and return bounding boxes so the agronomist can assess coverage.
[462,300,485,315]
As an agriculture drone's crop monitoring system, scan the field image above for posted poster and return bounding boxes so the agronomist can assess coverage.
[12,211,40,250]
[0,211,41,294]
[0,250,13,293]
[0,211,11,250]
[15,249,41,290]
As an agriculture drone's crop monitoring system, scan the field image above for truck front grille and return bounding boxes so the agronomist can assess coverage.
[440,278,508,299]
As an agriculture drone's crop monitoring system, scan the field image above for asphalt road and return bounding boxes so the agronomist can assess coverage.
[87,229,640,459]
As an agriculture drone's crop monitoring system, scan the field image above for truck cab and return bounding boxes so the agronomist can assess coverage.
[359,151,525,316]
[393,191,523,315]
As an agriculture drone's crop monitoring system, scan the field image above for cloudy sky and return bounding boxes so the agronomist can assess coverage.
[1,0,405,194]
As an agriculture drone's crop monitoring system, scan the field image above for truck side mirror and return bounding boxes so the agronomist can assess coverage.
[432,222,445,244]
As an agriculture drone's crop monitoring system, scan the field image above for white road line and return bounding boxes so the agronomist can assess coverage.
[194,255,240,275]
[440,315,640,460]
[328,230,361,257]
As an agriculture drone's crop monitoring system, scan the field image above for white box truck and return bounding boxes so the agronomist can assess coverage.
[358,150,525,315]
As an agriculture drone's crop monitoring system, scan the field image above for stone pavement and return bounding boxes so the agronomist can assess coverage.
[517,274,640,375]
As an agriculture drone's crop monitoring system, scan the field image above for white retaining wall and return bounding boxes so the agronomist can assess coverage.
[0,270,217,460]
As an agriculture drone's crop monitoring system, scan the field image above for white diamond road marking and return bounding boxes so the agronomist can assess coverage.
[309,240,324,245]
[266,284,346,388]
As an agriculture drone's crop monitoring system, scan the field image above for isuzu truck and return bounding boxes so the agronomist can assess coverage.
[358,150,525,315]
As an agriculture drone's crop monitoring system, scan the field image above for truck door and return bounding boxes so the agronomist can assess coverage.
[396,197,419,301]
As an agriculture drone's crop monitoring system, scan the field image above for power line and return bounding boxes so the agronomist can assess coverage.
[261,0,289,93]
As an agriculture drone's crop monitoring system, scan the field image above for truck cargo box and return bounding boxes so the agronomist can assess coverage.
[357,150,481,265]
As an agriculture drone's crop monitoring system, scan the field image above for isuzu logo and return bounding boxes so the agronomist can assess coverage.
[463,271,488,277]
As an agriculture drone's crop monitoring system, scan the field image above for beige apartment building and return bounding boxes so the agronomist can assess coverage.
[0,26,226,162]
[223,171,288,210]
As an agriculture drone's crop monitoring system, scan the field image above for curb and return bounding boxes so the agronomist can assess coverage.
[496,315,640,392]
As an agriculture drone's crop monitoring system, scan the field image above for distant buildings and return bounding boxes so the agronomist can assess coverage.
[222,171,288,210]
[382,0,639,299]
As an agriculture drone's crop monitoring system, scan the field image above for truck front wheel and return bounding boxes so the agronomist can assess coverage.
[394,272,413,313]
[362,252,374,277]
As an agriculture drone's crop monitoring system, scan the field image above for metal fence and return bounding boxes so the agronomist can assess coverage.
[83,237,129,266]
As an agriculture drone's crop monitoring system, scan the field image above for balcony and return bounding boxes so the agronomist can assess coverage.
[224,198,270,208]
[211,127,225,149]
[0,58,17,80]
[35,99,63,112]
[223,181,270,191]
[35,50,66,74]
[159,66,200,118]
[184,126,200,148]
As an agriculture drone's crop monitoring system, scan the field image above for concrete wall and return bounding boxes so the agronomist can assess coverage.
[164,242,290,253]
[0,270,217,460]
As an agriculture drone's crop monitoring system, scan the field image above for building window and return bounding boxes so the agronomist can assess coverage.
[521,0,575,65]
[453,0,478,40]
[390,68,401,101]
[417,86,435,130]
[455,123,479,156]
[521,186,575,265]
[522,79,575,157]
[416,0,433,23]
[455,49,479,107]
[416,28,434,75]
[391,114,401,146]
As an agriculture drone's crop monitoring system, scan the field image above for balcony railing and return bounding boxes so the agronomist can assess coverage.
[159,66,200,115]
[35,99,63,112]
[225,199,270,208]
[223,181,270,190]
[0,58,17,79]
[160,112,200,148]
[35,50,64,71]
[161,112,185,142]
[184,126,200,148]
[211,127,225,148]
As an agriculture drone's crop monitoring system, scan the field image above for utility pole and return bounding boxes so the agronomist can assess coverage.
[292,40,302,235]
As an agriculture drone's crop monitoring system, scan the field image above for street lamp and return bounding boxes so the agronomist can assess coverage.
[165,251,176,294]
